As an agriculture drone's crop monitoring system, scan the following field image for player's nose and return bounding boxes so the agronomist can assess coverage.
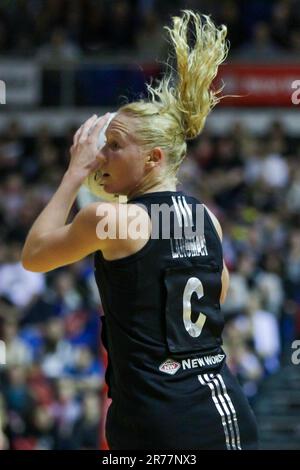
[97,146,108,163]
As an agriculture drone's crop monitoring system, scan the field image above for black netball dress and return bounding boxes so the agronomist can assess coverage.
[94,191,258,450]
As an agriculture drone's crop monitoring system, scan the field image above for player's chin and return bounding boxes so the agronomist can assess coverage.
[102,182,121,194]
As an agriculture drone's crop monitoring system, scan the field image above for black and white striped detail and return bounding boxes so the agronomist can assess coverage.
[198,373,242,450]
[170,196,208,259]
[172,195,193,228]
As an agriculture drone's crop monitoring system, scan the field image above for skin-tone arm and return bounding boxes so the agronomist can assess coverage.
[21,114,111,272]
[204,205,230,304]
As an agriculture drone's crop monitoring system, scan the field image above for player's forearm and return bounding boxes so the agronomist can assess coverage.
[22,171,82,255]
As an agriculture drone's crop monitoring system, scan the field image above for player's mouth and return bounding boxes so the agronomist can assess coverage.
[99,172,111,186]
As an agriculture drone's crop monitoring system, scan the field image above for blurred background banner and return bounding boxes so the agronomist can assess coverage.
[218,64,300,106]
[0,61,40,105]
[2,60,300,108]
[0,0,300,451]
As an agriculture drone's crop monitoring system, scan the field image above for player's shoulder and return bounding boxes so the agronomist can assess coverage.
[203,204,223,241]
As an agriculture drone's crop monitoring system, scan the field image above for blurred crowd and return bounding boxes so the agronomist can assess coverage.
[0,0,300,62]
[0,116,299,449]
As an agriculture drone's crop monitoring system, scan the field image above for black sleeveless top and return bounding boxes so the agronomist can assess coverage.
[94,191,225,407]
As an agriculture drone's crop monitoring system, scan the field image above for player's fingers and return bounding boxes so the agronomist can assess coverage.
[73,126,82,146]
[78,114,99,143]
[89,113,110,140]
[73,115,97,145]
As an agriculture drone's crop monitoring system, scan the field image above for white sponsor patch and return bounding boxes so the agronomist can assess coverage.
[159,358,181,375]
[182,354,225,370]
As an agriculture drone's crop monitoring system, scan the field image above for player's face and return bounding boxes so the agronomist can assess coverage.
[99,113,149,196]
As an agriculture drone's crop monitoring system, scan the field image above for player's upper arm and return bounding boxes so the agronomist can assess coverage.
[220,262,229,304]
[204,205,229,304]
[21,202,113,273]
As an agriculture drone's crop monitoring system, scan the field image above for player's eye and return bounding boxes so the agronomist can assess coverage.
[109,141,120,150]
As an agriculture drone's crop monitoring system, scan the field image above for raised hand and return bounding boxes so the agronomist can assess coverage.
[68,113,110,182]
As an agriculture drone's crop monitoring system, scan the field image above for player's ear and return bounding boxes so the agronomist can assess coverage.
[145,148,164,168]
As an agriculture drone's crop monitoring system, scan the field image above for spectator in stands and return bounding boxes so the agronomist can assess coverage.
[71,392,101,449]
[2,319,33,367]
[40,317,74,379]
[233,21,285,62]
[50,378,81,450]
[64,345,104,391]
[36,28,81,63]
[0,239,45,309]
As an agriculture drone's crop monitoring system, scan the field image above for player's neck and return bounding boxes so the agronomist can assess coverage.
[127,180,177,200]
[142,182,177,195]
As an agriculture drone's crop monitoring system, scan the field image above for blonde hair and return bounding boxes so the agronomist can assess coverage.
[120,10,229,184]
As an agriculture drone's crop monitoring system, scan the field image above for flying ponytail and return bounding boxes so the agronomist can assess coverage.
[158,10,229,140]
[120,10,229,182]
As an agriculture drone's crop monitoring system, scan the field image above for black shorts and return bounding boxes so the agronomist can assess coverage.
[105,362,258,450]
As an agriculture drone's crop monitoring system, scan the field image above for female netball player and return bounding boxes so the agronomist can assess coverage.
[21,11,258,449]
